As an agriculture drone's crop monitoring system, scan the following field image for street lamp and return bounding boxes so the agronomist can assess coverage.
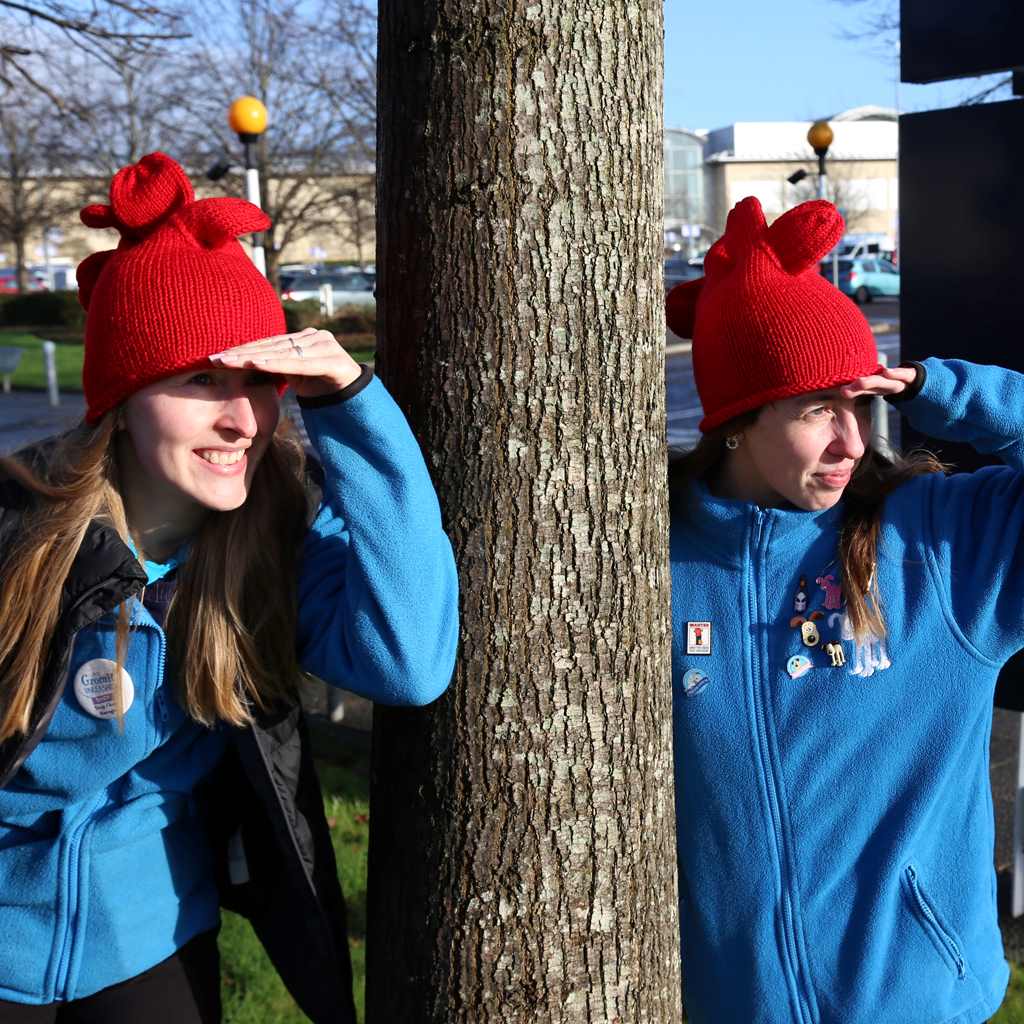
[228,95,269,276]
[807,120,834,201]
[808,120,839,285]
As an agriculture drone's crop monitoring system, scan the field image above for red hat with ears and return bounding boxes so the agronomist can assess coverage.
[666,197,881,432]
[76,151,286,424]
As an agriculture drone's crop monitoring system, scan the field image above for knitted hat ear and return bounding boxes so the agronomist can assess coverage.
[723,196,768,246]
[173,197,271,250]
[80,204,116,229]
[703,236,732,278]
[108,151,193,233]
[76,250,115,310]
[666,277,704,339]
[766,199,845,276]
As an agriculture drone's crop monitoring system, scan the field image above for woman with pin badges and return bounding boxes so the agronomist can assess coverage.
[666,196,1024,1024]
[0,154,458,1022]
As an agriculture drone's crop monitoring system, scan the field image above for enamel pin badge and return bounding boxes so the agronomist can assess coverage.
[787,654,813,679]
[682,668,709,697]
[686,621,712,655]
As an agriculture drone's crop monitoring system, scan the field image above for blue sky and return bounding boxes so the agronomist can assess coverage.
[663,0,1009,131]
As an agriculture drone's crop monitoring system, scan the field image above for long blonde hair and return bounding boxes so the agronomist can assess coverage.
[0,416,310,742]
[669,414,947,642]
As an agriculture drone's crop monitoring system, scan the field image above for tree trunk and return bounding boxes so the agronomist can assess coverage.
[366,3,679,1023]
[13,233,27,294]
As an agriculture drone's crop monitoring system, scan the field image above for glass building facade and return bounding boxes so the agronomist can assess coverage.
[664,128,707,255]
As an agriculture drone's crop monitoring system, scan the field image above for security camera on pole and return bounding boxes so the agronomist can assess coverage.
[808,119,838,286]
[228,96,269,277]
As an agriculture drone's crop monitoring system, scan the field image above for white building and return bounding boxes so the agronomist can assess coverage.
[700,106,899,240]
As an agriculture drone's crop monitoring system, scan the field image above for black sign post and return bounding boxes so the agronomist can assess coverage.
[901,0,1024,83]
[900,0,1024,914]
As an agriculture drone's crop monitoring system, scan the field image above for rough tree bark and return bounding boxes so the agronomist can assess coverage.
[367,3,679,1022]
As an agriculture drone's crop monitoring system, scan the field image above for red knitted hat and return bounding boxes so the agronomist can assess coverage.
[77,152,286,423]
[666,197,881,432]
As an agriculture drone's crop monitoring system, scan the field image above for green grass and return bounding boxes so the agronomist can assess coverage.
[994,963,1024,1023]
[0,329,85,391]
[219,756,369,1024]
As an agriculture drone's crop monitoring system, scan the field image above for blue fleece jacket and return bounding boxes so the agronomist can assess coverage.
[670,358,1024,1024]
[0,375,458,1004]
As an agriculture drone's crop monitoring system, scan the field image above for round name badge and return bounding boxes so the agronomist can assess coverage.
[73,659,135,720]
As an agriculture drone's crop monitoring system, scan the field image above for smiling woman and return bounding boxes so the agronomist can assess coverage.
[666,196,1024,1024]
[0,153,458,1024]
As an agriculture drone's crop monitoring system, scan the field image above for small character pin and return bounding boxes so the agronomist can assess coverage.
[816,574,843,610]
[786,654,813,679]
[800,620,821,647]
[686,621,712,655]
[682,668,709,697]
[823,641,846,667]
[793,576,808,614]
[788,610,824,629]
[840,612,891,678]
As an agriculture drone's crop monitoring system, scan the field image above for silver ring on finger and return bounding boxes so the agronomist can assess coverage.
[291,339,305,358]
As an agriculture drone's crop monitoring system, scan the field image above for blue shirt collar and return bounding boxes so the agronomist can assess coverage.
[125,536,191,585]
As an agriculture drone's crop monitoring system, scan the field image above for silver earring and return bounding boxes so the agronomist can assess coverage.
[725,434,741,450]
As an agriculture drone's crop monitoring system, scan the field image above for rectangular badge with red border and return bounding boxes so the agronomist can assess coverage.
[686,621,712,655]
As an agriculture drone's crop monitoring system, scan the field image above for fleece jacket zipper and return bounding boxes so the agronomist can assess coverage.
[748,509,816,1024]
[51,794,103,1000]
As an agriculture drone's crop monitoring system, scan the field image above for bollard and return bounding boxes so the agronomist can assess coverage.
[1015,729,1024,918]
[41,341,59,407]
[870,349,891,457]
[319,282,334,318]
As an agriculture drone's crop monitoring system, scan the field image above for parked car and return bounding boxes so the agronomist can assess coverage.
[0,268,49,295]
[820,256,899,304]
[280,269,375,307]
[664,254,704,291]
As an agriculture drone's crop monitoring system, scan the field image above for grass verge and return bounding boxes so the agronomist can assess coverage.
[995,963,1024,1023]
[0,330,85,391]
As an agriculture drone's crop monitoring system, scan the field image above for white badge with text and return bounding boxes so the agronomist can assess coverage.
[686,621,712,656]
[73,659,135,720]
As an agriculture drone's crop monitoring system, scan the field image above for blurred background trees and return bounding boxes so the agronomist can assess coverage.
[0,0,376,292]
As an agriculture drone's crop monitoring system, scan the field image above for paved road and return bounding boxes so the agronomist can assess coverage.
[0,390,86,455]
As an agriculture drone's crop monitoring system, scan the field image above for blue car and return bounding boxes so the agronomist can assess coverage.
[665,254,703,291]
[820,256,900,304]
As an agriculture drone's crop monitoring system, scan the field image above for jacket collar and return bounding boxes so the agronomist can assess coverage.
[62,518,147,620]
[0,473,146,622]
[673,479,844,566]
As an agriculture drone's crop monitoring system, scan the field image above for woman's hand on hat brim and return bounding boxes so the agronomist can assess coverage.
[208,328,363,397]
[838,365,918,400]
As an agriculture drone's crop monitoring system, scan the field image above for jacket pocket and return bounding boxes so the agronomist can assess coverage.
[902,862,967,980]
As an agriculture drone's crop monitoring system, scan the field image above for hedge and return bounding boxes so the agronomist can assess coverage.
[1,290,85,329]
[283,301,376,344]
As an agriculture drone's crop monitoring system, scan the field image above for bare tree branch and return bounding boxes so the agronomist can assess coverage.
[0,0,187,101]
[0,0,184,41]
[830,0,1013,106]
